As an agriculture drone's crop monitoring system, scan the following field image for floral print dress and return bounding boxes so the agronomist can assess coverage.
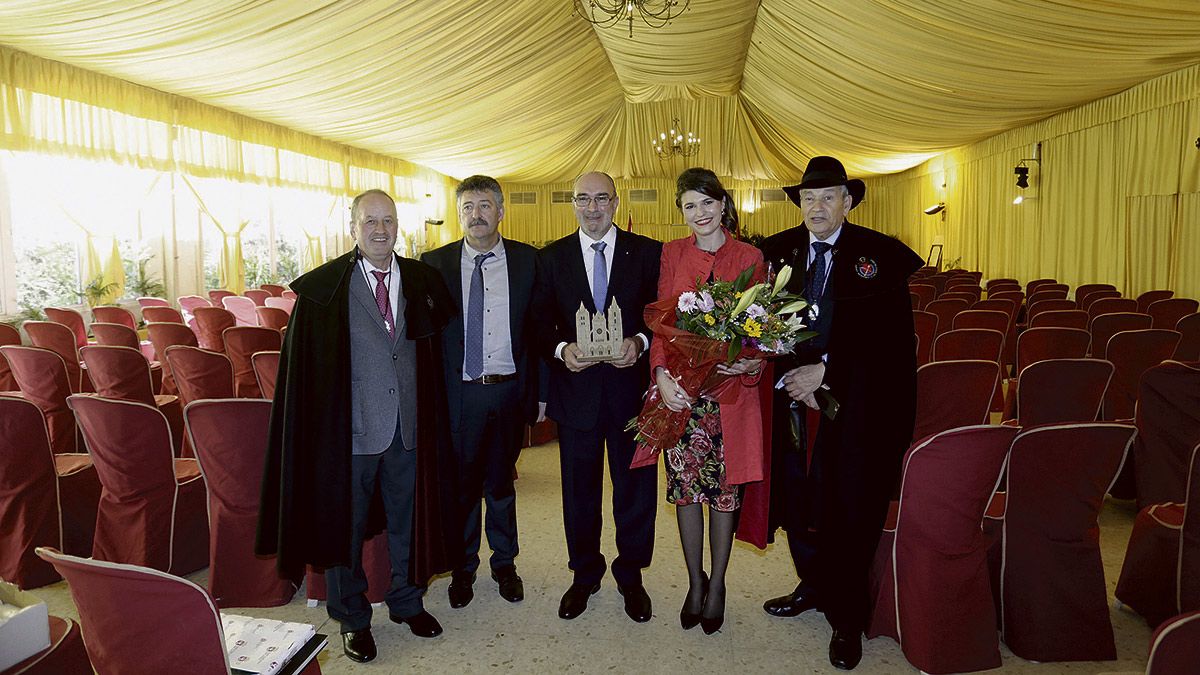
[664,398,741,512]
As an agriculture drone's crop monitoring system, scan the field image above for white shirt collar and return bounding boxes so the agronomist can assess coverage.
[463,236,506,261]
[811,224,843,250]
[578,224,618,254]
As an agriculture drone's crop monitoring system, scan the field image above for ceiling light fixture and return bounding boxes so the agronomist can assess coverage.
[574,0,691,37]
[653,117,700,160]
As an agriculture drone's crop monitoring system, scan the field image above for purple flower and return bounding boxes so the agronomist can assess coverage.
[697,291,715,313]
[677,291,699,313]
[747,303,767,319]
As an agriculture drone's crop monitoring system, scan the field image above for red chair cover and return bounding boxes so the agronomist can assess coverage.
[137,296,170,308]
[0,346,77,454]
[1003,328,1093,418]
[945,276,976,291]
[999,423,1135,662]
[932,328,1003,363]
[91,305,137,331]
[208,289,235,305]
[147,322,198,396]
[221,295,259,327]
[985,278,1018,290]
[1011,358,1112,426]
[90,322,138,349]
[1024,278,1056,296]
[1137,289,1175,314]
[1133,361,1200,509]
[1028,288,1067,305]
[222,327,282,398]
[1175,313,1200,361]
[251,351,281,400]
[1146,610,1200,675]
[1026,299,1075,323]
[1090,312,1153,359]
[177,295,211,321]
[924,298,969,338]
[867,425,1018,674]
[142,305,185,324]
[1104,329,1182,421]
[1080,288,1121,312]
[42,307,88,349]
[0,323,20,392]
[305,532,392,605]
[1148,298,1198,330]
[912,360,998,443]
[24,321,89,393]
[166,345,235,406]
[264,296,296,313]
[912,310,937,367]
[186,399,295,607]
[940,290,978,306]
[243,289,270,306]
[1087,296,1138,322]
[952,309,1008,333]
[80,345,183,456]
[281,289,297,301]
[908,291,920,310]
[1029,309,1089,330]
[1074,283,1116,304]
[1,614,92,674]
[909,284,935,310]
[256,306,289,331]
[192,307,237,352]
[67,395,208,574]
[974,297,1017,318]
[260,283,286,297]
[925,275,947,297]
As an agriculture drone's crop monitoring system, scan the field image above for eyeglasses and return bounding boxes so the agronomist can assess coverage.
[572,194,612,208]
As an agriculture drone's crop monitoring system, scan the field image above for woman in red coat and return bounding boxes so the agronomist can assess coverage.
[650,167,766,634]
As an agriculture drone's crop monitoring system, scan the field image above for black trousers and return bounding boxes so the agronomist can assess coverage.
[557,388,657,587]
[326,422,420,632]
[452,379,522,575]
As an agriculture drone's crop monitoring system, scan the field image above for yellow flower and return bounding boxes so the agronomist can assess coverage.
[735,291,743,298]
[703,314,716,326]
[743,317,762,337]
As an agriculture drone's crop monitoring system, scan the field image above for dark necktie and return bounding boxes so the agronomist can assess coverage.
[464,251,494,380]
[591,241,608,311]
[808,241,833,305]
[370,269,394,338]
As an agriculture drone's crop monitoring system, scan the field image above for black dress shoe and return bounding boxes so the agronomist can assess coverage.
[680,573,708,630]
[617,583,652,623]
[448,571,475,609]
[491,565,525,603]
[829,629,863,670]
[341,628,376,663]
[389,610,443,638]
[558,582,600,620]
[700,582,725,635]
[763,583,819,618]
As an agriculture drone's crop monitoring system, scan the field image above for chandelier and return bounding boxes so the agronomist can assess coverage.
[652,117,700,160]
[574,0,691,38]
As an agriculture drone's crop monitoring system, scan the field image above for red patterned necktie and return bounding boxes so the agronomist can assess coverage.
[370,269,395,338]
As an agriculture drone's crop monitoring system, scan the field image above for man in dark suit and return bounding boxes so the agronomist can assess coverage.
[421,175,539,609]
[533,171,662,623]
[759,157,923,670]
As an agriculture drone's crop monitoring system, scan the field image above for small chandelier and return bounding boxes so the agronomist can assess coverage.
[653,117,700,160]
[574,0,691,38]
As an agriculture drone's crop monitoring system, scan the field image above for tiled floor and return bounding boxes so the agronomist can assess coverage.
[35,440,1153,674]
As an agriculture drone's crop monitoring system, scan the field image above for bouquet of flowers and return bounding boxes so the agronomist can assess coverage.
[629,263,816,459]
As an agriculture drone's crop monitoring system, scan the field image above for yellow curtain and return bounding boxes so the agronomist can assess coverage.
[101,238,125,305]
[301,230,324,273]
[181,175,250,293]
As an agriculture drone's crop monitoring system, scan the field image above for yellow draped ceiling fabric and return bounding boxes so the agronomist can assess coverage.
[1,1,1199,183]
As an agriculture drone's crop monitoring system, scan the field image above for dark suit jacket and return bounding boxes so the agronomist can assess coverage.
[421,238,540,430]
[534,227,662,431]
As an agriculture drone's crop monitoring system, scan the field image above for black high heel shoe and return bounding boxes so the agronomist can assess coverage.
[701,584,725,635]
[679,573,708,630]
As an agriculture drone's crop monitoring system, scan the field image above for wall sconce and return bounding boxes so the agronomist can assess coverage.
[923,202,945,216]
[1014,165,1030,189]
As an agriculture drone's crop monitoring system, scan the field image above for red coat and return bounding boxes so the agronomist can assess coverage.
[649,233,767,488]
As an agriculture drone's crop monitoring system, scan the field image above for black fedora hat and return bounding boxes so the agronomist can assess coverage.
[782,156,866,210]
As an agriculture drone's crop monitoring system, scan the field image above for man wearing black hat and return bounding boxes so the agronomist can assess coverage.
[758,156,922,670]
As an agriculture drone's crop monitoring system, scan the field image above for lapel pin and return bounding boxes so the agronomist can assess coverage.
[855,257,879,279]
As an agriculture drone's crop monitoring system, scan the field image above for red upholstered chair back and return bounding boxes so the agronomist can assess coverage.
[43,307,88,348]
[986,291,1023,313]
[912,310,937,367]
[913,360,999,443]
[25,320,85,392]
[137,296,170,309]
[34,547,231,674]
[222,327,282,398]
[0,323,20,391]
[90,322,140,350]
[986,278,1018,290]
[952,309,1008,333]
[925,275,948,297]
[1137,289,1175,314]
[1042,283,1070,295]
[142,305,185,323]
[1147,610,1200,675]
[1148,298,1199,330]
[166,345,235,406]
[281,289,297,300]
[147,322,198,396]
[1180,443,1200,615]
[1015,327,1091,372]
[0,345,76,453]
[243,289,270,306]
[221,295,259,327]
[1014,358,1112,427]
[1028,288,1067,305]
[1080,288,1121,312]
[1087,297,1138,322]
[264,296,296,314]
[1030,309,1089,330]
[177,295,211,317]
[192,306,237,352]
[909,291,920,310]
[925,298,969,338]
[255,307,289,331]
[91,305,137,331]
[80,345,156,406]
[1074,283,1116,304]
[208,289,235,305]
[974,297,1017,319]
[1134,361,1200,510]
[932,328,1003,363]
[260,283,286,297]
[940,290,979,306]
[0,396,63,588]
[1026,299,1076,322]
[252,351,281,399]
[1089,312,1152,359]
[944,276,976,290]
[909,283,936,310]
[1024,278,1056,296]
[1104,329,1182,421]
[1175,313,1200,361]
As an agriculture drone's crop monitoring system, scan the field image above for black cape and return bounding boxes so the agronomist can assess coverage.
[256,249,461,584]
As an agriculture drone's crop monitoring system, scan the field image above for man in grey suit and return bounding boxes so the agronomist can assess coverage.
[421,175,541,609]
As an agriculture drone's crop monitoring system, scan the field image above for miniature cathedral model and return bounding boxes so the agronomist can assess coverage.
[575,300,624,361]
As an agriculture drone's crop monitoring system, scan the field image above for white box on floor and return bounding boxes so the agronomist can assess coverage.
[0,581,51,671]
